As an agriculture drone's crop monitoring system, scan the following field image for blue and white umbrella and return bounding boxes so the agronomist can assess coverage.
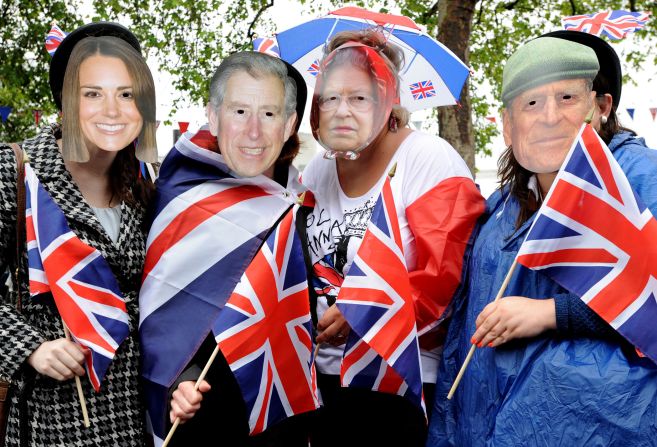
[275,7,471,112]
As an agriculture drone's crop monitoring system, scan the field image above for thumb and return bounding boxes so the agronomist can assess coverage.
[198,380,211,393]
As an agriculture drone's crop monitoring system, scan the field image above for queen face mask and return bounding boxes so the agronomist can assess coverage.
[310,42,398,160]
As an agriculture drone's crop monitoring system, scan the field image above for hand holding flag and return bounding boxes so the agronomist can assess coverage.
[517,124,657,364]
[449,123,657,398]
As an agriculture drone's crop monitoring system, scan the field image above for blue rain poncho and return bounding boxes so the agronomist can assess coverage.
[428,132,657,446]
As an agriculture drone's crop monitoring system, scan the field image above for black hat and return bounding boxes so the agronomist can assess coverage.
[280,60,307,131]
[49,22,141,110]
[540,30,622,110]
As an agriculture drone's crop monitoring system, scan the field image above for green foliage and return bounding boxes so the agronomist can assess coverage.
[91,0,248,113]
[398,0,657,156]
[0,1,84,141]
[2,0,656,159]
[471,0,657,154]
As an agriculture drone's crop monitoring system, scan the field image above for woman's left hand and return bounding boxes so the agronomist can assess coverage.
[471,296,557,348]
[316,304,351,346]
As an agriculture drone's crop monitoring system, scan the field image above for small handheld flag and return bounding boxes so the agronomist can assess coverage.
[253,37,280,57]
[25,164,130,390]
[45,23,68,56]
[517,124,657,364]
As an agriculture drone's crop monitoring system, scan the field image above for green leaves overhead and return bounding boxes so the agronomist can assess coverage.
[1,0,655,166]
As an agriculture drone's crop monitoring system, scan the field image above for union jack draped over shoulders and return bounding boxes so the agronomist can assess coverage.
[25,163,129,391]
[562,10,651,40]
[139,126,303,443]
[517,124,657,364]
[337,178,424,410]
[213,207,319,434]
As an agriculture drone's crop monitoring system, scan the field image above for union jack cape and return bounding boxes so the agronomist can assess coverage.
[139,127,304,443]
[517,124,657,364]
[336,177,424,410]
[25,161,129,391]
[213,206,319,434]
[562,10,651,40]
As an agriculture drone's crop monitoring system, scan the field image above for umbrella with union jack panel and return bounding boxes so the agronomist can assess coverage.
[275,6,471,112]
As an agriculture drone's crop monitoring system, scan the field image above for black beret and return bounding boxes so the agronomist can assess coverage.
[49,22,141,110]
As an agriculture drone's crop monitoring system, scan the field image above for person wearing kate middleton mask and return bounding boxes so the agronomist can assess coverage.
[300,29,484,446]
[0,22,157,446]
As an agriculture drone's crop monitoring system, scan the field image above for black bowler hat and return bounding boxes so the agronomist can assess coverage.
[540,30,622,110]
[49,22,141,110]
[280,60,307,131]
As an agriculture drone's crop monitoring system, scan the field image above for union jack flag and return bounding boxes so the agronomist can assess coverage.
[562,10,651,40]
[25,164,129,391]
[140,126,302,444]
[253,37,281,57]
[409,80,436,101]
[517,124,657,364]
[336,178,423,409]
[312,255,343,297]
[213,208,319,434]
[45,24,67,56]
[307,59,320,77]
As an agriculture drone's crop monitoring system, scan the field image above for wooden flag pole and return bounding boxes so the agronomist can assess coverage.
[162,345,221,447]
[313,343,321,363]
[447,258,518,400]
[62,322,90,427]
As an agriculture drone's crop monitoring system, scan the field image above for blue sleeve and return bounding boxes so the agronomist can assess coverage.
[554,293,619,339]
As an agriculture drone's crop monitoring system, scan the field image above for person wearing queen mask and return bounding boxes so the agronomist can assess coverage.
[300,29,484,446]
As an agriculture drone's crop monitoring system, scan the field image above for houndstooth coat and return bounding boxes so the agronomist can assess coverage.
[0,125,149,446]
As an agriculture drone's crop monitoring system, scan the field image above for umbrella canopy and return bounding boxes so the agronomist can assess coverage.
[276,7,471,112]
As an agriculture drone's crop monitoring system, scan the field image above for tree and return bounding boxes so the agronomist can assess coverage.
[0,1,85,142]
[91,0,285,115]
[399,0,657,173]
[2,0,656,173]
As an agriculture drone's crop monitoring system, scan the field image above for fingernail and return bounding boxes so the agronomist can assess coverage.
[470,337,477,345]
[477,341,483,348]
[488,342,493,348]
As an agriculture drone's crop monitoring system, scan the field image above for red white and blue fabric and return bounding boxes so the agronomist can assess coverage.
[307,59,320,77]
[336,178,423,409]
[276,6,470,112]
[25,163,129,391]
[253,37,281,57]
[213,208,319,434]
[562,10,651,40]
[139,127,298,444]
[409,80,436,101]
[517,124,657,364]
[45,24,67,56]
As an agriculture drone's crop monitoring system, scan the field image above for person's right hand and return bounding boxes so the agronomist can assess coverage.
[27,338,86,380]
[169,380,211,424]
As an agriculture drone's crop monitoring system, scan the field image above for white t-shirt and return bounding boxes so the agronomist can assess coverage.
[302,131,473,383]
[92,204,122,245]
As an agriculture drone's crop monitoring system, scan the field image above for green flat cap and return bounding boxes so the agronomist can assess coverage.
[501,37,599,106]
